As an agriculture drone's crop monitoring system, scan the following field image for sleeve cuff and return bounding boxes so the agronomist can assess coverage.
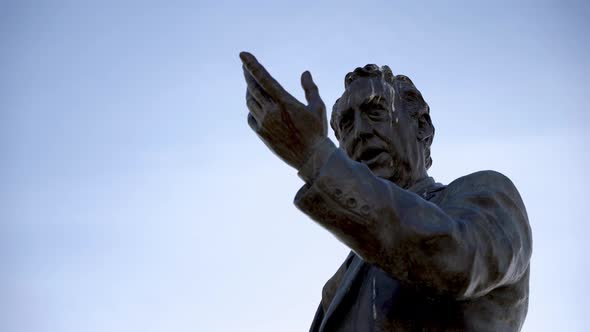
[297,138,337,183]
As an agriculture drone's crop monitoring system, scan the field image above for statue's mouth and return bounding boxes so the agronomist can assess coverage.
[357,147,387,165]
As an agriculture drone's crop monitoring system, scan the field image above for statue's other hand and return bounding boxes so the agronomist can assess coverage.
[240,51,328,170]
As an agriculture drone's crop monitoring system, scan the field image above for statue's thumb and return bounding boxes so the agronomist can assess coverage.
[301,70,327,133]
[301,71,321,107]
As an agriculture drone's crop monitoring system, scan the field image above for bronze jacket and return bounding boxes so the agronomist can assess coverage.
[295,147,532,332]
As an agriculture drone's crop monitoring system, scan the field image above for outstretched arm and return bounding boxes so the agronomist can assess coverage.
[295,146,532,300]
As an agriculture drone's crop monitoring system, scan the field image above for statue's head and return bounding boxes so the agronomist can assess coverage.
[331,64,434,188]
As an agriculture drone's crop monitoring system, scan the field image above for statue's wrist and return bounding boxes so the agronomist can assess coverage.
[297,137,336,183]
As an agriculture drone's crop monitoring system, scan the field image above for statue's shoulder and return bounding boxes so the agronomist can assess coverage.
[438,170,530,235]
[444,170,522,201]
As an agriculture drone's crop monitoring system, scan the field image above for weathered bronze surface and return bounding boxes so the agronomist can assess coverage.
[240,52,532,332]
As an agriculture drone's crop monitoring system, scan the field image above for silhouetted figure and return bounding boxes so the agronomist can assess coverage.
[240,52,532,332]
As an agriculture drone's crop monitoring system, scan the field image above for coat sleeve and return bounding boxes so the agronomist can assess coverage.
[294,148,532,300]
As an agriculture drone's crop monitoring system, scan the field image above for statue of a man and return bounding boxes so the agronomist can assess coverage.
[240,52,532,332]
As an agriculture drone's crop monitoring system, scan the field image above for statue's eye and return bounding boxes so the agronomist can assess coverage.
[366,99,389,119]
[367,108,385,120]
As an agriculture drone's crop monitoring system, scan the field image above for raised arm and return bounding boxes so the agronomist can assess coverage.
[295,145,532,300]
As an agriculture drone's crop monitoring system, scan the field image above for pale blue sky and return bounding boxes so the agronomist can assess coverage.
[2,1,589,331]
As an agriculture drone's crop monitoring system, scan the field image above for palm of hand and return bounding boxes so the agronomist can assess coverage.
[240,52,328,170]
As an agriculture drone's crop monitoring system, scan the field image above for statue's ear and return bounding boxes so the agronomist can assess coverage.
[330,98,341,141]
[417,113,434,143]
[331,120,341,141]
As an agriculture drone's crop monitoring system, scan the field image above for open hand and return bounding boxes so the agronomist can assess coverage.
[240,52,328,170]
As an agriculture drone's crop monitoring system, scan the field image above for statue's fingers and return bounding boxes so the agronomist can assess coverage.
[247,113,260,132]
[246,91,265,121]
[243,66,273,107]
[247,114,275,156]
[240,51,292,102]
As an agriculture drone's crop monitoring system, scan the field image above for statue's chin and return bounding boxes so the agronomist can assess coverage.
[369,165,395,180]
[369,164,410,187]
[363,154,409,185]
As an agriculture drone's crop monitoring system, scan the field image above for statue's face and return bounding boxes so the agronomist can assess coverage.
[333,77,429,188]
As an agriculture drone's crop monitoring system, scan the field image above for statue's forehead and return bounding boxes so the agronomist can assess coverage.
[337,78,396,109]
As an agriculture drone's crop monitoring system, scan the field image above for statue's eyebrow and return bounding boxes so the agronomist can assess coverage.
[338,93,389,126]
[360,96,389,111]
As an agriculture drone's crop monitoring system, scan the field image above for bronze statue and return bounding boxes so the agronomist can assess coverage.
[240,51,532,332]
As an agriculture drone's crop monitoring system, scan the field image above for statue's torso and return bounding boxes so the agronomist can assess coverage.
[320,254,529,332]
[315,185,530,332]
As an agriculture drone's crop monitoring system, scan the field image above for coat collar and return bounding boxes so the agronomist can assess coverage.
[408,176,445,197]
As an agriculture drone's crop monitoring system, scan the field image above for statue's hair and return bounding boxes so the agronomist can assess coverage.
[344,64,396,88]
[331,64,435,169]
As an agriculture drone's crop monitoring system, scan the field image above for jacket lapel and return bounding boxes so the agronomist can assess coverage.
[319,253,366,331]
